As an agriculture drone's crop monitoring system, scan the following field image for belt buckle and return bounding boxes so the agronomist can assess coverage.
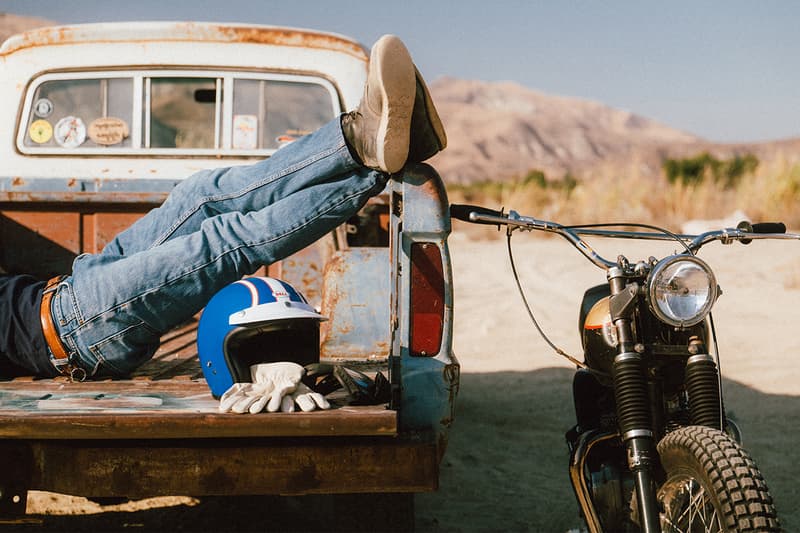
[53,360,87,382]
[48,350,87,383]
[66,364,87,382]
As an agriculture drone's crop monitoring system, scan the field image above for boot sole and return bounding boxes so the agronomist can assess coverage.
[371,36,415,173]
[415,66,447,150]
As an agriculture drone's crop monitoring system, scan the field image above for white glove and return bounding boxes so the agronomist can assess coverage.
[219,362,304,414]
[285,383,331,412]
[218,381,274,414]
[218,362,330,414]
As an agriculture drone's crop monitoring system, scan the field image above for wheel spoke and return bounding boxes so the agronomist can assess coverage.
[661,478,723,533]
[688,481,723,533]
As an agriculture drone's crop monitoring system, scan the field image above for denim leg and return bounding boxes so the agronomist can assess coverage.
[50,119,388,377]
[102,118,356,256]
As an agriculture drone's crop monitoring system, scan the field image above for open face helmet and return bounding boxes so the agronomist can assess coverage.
[198,276,326,398]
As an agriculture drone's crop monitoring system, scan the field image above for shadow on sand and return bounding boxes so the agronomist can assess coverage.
[415,368,799,532]
[6,368,798,532]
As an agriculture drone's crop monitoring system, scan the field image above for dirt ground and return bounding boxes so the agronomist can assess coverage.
[11,230,800,531]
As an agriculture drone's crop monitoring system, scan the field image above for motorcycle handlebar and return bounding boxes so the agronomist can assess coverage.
[448,203,798,269]
[450,204,507,225]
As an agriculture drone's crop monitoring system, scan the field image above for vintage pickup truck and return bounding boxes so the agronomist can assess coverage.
[0,21,458,529]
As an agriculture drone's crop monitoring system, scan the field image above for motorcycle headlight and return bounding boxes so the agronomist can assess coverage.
[647,256,718,327]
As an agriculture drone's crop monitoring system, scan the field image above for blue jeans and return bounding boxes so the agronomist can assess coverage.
[49,118,387,378]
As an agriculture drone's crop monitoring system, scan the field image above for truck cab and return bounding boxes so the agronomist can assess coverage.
[0,22,458,527]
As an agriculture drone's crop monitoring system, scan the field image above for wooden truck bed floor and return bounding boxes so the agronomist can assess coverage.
[0,319,397,440]
[0,380,396,440]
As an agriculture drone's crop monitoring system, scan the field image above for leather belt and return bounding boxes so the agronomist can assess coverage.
[40,275,85,380]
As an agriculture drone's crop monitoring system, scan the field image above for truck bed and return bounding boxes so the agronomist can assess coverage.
[0,320,396,440]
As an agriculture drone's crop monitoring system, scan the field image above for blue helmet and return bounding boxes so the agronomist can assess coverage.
[198,276,326,398]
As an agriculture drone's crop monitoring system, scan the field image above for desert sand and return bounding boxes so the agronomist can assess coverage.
[18,229,800,531]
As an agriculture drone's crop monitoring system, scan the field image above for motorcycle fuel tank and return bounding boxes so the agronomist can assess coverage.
[581,296,618,375]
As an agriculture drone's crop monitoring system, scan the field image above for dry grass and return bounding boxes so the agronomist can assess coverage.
[448,160,800,234]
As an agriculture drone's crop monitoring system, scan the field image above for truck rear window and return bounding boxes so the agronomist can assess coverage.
[18,71,339,156]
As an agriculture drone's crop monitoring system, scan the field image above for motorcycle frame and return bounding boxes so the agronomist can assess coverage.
[568,429,620,533]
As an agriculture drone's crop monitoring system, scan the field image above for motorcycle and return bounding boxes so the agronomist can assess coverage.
[450,204,790,532]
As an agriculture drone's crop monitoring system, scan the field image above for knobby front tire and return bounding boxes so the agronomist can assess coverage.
[656,425,780,532]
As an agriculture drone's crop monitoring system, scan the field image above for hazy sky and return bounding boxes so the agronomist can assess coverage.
[3,0,797,143]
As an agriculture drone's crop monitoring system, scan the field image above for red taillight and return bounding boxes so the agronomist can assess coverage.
[410,242,444,356]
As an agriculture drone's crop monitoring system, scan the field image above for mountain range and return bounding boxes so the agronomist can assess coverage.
[426,76,800,184]
[3,12,798,185]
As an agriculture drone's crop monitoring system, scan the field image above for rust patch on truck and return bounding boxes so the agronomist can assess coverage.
[222,25,368,60]
[440,362,460,428]
[1,22,369,61]
[0,26,72,55]
[319,264,346,340]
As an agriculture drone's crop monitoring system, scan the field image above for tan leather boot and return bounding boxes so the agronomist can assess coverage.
[341,35,415,174]
[407,66,447,164]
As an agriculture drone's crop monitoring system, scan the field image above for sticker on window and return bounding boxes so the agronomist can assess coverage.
[88,117,130,146]
[29,120,53,144]
[33,98,54,118]
[54,116,87,148]
[232,115,258,150]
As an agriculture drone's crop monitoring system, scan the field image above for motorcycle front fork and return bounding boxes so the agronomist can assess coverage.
[612,352,661,532]
[608,269,661,533]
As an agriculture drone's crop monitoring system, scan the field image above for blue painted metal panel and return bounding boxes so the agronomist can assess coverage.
[0,176,179,203]
[390,164,459,443]
[319,248,391,360]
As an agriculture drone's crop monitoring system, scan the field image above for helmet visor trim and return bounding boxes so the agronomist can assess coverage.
[228,300,327,326]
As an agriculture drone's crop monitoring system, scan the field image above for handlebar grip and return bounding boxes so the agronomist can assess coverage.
[737,220,786,234]
[750,222,786,234]
[449,204,506,224]
[736,220,786,244]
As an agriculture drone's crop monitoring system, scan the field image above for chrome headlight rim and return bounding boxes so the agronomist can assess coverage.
[647,255,718,328]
